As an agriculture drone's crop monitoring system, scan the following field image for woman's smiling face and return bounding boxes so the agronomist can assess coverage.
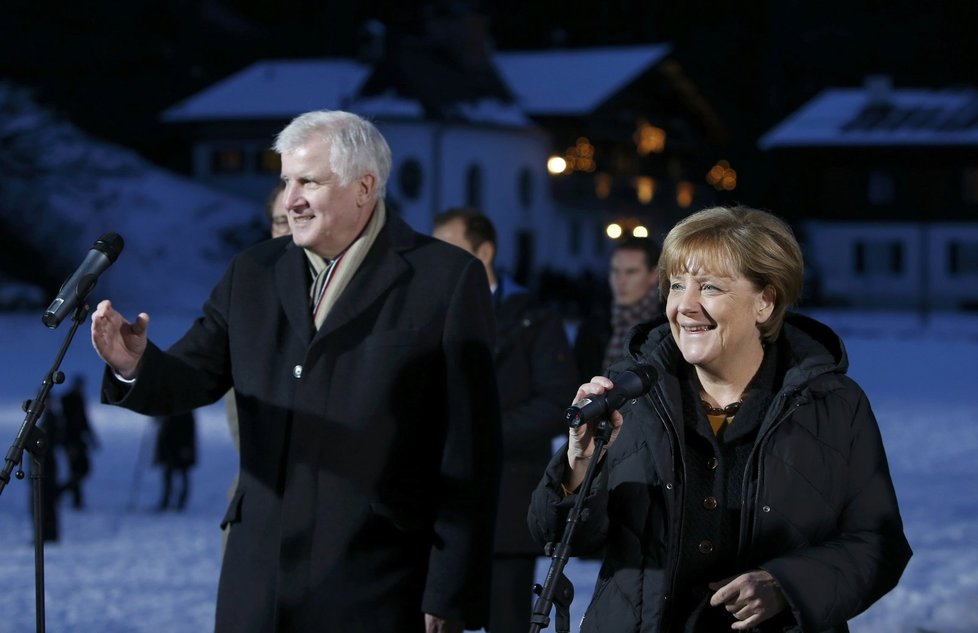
[666,261,774,379]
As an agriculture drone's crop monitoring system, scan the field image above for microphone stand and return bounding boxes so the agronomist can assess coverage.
[0,300,92,633]
[528,418,613,633]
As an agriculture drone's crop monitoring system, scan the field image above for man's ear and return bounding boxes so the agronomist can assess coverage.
[356,173,377,206]
[475,241,495,268]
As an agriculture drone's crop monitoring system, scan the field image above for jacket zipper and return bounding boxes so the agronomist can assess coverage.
[647,384,684,628]
[736,393,804,563]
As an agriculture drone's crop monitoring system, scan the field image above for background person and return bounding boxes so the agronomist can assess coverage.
[573,236,661,384]
[529,205,911,632]
[433,208,578,632]
[91,110,500,633]
[153,410,197,511]
[265,180,290,239]
[56,376,98,509]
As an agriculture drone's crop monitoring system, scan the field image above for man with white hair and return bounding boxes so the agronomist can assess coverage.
[91,110,501,633]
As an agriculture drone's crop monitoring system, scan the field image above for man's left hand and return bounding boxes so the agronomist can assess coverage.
[424,613,464,633]
[708,570,787,630]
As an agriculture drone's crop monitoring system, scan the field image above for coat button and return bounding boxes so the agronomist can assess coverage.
[292,365,303,379]
[698,540,714,554]
[665,483,674,490]
[703,496,718,510]
[706,457,719,471]
[762,505,771,513]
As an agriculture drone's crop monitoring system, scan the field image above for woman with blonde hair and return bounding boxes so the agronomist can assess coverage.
[529,205,911,632]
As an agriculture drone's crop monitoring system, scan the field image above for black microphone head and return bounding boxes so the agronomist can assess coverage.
[93,232,124,262]
[615,364,658,398]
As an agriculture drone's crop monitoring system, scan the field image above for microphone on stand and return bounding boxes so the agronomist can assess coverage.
[564,364,657,428]
[42,232,124,329]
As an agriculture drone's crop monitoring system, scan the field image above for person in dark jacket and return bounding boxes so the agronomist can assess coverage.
[574,236,661,384]
[434,208,579,632]
[528,205,911,632]
[57,376,98,509]
[90,110,501,633]
[153,411,197,511]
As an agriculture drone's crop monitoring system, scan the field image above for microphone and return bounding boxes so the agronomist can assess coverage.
[42,232,124,329]
[565,364,657,428]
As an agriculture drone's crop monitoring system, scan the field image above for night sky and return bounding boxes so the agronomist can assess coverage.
[2,0,975,169]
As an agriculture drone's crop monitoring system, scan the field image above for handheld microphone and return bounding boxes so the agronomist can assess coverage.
[42,232,124,329]
[565,364,657,428]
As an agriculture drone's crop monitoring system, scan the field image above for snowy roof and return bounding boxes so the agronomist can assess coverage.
[494,44,672,115]
[162,44,673,123]
[759,86,978,149]
[162,59,370,122]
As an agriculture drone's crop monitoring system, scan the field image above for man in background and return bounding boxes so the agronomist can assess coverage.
[265,181,290,239]
[433,208,578,632]
[574,236,661,383]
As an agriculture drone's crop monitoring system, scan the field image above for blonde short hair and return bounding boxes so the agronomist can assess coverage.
[658,205,803,342]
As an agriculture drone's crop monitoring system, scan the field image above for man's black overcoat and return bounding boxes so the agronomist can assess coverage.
[104,216,501,632]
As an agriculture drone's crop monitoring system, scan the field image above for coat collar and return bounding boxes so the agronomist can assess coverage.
[273,215,418,345]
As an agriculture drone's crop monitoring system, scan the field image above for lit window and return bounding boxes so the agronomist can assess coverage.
[635,176,655,204]
[676,181,694,208]
[257,149,280,174]
[211,148,245,174]
[595,173,612,199]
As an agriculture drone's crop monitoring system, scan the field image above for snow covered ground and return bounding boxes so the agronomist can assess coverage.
[0,309,976,632]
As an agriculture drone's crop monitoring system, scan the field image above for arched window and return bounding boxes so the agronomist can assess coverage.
[398,158,423,200]
[465,164,483,208]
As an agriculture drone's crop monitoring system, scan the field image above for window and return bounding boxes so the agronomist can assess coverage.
[867,169,895,206]
[465,164,483,208]
[948,241,978,275]
[398,158,423,200]
[963,167,978,205]
[853,240,904,276]
[257,149,280,174]
[211,148,246,174]
[518,167,533,210]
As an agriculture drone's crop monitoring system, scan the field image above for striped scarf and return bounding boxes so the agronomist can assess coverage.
[304,199,387,330]
[602,291,660,374]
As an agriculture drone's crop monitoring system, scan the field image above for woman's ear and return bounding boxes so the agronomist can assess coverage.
[756,285,776,324]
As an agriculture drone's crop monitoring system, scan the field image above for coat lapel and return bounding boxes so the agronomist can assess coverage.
[276,243,315,346]
[314,217,413,341]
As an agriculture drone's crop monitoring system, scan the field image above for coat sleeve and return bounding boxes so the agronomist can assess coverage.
[100,257,234,415]
[760,385,912,631]
[499,306,579,451]
[420,258,502,629]
[526,442,612,556]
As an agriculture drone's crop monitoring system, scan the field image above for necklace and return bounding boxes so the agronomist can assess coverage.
[700,399,743,417]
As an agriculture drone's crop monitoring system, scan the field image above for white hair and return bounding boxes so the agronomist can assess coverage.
[273,110,391,200]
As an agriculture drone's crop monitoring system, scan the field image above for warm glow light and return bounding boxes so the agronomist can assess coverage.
[606,223,623,239]
[634,119,666,155]
[632,225,649,238]
[677,181,694,208]
[635,176,655,204]
[547,156,567,175]
[706,160,737,191]
[595,173,612,199]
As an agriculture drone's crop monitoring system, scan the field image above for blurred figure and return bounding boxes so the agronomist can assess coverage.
[56,376,98,509]
[433,208,578,632]
[265,181,290,239]
[574,236,661,383]
[529,205,911,632]
[153,410,197,511]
